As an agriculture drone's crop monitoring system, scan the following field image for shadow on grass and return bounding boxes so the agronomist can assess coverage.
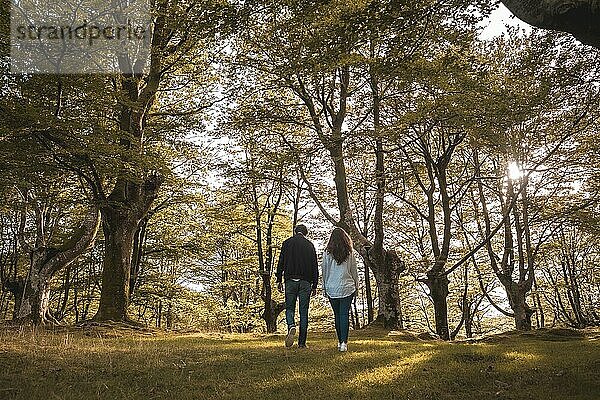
[0,328,599,400]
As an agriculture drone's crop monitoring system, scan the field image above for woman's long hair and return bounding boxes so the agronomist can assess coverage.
[325,227,353,264]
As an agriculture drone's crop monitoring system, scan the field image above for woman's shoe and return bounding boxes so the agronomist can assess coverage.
[339,342,347,352]
[337,342,341,350]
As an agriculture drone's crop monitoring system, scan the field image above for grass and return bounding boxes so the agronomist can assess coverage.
[0,325,599,400]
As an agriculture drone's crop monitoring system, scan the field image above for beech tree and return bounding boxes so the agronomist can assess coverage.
[13,1,235,322]
[0,160,99,325]
[0,70,105,326]
[13,190,99,325]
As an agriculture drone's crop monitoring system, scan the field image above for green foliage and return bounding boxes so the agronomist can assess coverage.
[2,0,600,335]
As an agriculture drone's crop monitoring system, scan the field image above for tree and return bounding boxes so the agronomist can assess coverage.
[8,0,236,323]
[0,74,103,325]
[0,180,99,325]
[539,223,600,327]
[469,31,600,330]
[384,36,492,338]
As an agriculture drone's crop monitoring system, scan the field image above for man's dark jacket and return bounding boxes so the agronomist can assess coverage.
[275,233,319,289]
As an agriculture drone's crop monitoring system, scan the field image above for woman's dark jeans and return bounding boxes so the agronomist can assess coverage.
[328,292,355,343]
[285,280,312,346]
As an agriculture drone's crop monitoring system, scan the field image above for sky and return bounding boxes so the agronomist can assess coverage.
[479,4,531,39]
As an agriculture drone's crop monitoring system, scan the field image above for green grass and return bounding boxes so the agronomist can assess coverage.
[1,326,599,400]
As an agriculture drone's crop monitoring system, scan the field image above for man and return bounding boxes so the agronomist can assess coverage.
[275,224,319,348]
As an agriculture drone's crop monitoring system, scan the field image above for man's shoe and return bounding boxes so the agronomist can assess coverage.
[339,342,347,352]
[298,344,308,349]
[285,326,296,348]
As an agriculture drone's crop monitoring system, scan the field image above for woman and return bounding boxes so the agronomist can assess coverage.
[321,227,359,352]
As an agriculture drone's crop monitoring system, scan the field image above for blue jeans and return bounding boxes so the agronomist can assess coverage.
[285,280,312,346]
[329,292,355,343]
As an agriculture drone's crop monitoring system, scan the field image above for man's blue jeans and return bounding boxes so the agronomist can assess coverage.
[285,280,311,346]
[328,292,355,343]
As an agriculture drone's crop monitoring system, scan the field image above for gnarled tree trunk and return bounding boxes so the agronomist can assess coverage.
[262,296,286,333]
[94,176,161,322]
[8,206,100,325]
[505,281,534,330]
[95,206,137,321]
[368,252,404,328]
[10,259,52,325]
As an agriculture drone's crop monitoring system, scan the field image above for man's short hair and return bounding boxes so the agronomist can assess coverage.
[294,224,308,235]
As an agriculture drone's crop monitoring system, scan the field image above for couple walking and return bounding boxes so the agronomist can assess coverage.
[276,224,359,352]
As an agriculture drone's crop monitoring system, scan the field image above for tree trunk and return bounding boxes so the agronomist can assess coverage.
[533,274,545,328]
[8,206,100,325]
[260,256,285,333]
[0,290,10,320]
[166,301,173,329]
[265,313,277,333]
[73,265,80,324]
[514,304,533,330]
[370,251,404,329]
[465,312,473,338]
[55,262,72,320]
[424,271,450,340]
[263,298,285,333]
[352,297,360,329]
[7,274,50,325]
[16,273,50,325]
[260,272,276,333]
[95,206,138,321]
[92,186,161,323]
[364,262,374,324]
[9,258,62,325]
[507,284,533,331]
[157,300,162,328]
[260,284,285,333]
[130,217,148,298]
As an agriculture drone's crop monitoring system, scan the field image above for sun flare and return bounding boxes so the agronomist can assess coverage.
[508,161,524,180]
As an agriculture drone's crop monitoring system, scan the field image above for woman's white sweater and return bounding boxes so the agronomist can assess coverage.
[321,250,359,299]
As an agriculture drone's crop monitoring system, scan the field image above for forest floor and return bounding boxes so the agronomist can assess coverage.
[0,324,599,400]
